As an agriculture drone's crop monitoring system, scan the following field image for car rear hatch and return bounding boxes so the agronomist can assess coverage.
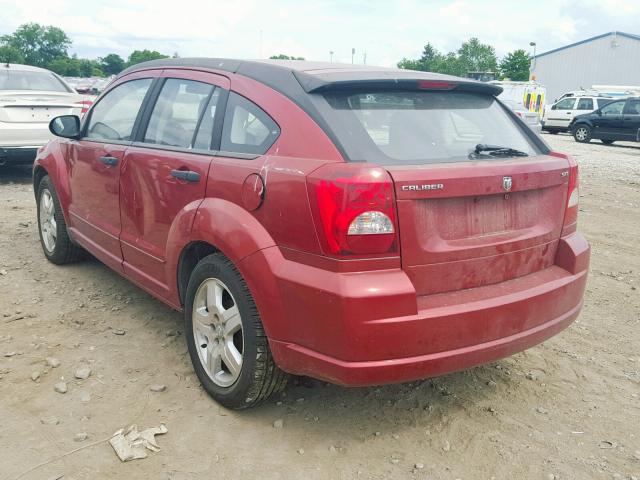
[0,91,82,123]
[388,157,569,295]
[301,71,572,294]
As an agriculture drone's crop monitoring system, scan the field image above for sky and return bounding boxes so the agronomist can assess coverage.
[0,0,638,67]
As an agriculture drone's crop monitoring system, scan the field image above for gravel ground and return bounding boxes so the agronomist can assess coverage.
[0,133,639,480]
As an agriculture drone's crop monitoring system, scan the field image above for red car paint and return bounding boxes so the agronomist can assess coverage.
[34,60,589,387]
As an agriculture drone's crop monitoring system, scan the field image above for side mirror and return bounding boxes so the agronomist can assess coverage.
[596,110,602,116]
[49,115,81,139]
[551,104,557,110]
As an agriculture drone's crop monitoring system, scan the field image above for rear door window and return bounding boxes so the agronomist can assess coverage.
[601,101,625,115]
[623,99,640,115]
[320,91,539,165]
[143,78,215,149]
[86,79,152,141]
[576,98,593,110]
[220,92,280,155]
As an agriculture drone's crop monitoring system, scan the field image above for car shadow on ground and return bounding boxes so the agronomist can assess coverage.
[70,254,520,435]
[0,165,33,185]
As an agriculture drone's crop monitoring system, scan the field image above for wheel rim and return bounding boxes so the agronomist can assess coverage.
[192,278,244,387]
[39,189,57,253]
[576,127,588,141]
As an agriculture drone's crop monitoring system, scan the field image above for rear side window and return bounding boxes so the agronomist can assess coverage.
[221,92,280,155]
[143,79,215,149]
[320,91,539,165]
[577,98,593,110]
[86,79,152,141]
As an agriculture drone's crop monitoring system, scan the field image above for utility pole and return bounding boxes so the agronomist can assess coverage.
[363,51,367,65]
[329,51,334,63]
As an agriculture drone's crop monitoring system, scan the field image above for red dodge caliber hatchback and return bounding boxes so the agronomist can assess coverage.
[34,59,589,409]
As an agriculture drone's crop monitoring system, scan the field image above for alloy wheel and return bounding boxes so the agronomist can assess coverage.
[575,127,589,141]
[39,189,57,253]
[192,278,244,387]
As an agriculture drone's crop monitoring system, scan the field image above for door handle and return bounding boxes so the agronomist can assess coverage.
[100,156,118,166]
[170,169,200,183]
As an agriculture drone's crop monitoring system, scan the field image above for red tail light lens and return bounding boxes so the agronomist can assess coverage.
[75,100,93,116]
[550,151,579,234]
[307,164,398,257]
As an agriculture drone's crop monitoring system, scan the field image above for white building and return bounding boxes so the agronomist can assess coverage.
[531,31,640,102]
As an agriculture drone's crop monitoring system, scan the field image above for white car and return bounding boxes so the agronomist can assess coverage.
[542,96,614,134]
[0,64,92,166]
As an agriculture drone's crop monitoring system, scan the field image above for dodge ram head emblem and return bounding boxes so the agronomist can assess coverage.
[502,176,512,192]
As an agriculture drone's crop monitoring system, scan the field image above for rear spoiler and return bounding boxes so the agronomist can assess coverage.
[293,70,503,96]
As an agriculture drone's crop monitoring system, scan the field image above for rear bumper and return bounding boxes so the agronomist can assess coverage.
[0,146,39,166]
[243,233,590,387]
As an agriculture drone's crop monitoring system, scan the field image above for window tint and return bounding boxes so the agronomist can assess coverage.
[144,79,214,148]
[193,88,221,150]
[623,99,640,115]
[554,98,576,110]
[601,101,625,115]
[221,92,280,155]
[86,79,152,141]
[321,91,539,165]
[576,98,593,110]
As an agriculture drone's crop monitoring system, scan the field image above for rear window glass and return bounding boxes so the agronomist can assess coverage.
[0,69,71,92]
[321,91,539,165]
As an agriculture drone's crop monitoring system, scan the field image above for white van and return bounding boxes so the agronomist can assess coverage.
[491,81,546,133]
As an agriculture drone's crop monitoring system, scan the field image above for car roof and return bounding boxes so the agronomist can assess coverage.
[118,57,502,96]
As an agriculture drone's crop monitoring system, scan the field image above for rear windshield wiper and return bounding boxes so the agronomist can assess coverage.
[471,144,529,158]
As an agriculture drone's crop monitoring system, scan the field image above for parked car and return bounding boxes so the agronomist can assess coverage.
[542,96,614,134]
[570,97,640,144]
[34,59,590,409]
[0,63,92,166]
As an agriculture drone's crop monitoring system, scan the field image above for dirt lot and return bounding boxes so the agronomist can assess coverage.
[1,133,639,480]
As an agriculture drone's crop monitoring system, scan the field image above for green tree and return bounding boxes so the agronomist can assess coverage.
[0,23,71,68]
[398,43,443,72]
[457,37,498,75]
[499,49,531,81]
[0,45,25,64]
[127,49,169,67]
[48,56,75,76]
[269,54,305,60]
[100,53,125,75]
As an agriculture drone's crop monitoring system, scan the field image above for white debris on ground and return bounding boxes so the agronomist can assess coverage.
[109,424,168,462]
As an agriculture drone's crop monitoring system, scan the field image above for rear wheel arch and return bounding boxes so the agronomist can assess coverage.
[33,165,49,199]
[177,241,219,306]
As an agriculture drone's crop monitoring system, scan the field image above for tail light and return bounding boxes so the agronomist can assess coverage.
[550,151,579,234]
[306,164,398,257]
[75,99,93,116]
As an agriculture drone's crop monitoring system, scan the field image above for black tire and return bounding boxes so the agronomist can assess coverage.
[573,124,592,143]
[36,175,84,264]
[184,253,289,409]
[601,139,615,145]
